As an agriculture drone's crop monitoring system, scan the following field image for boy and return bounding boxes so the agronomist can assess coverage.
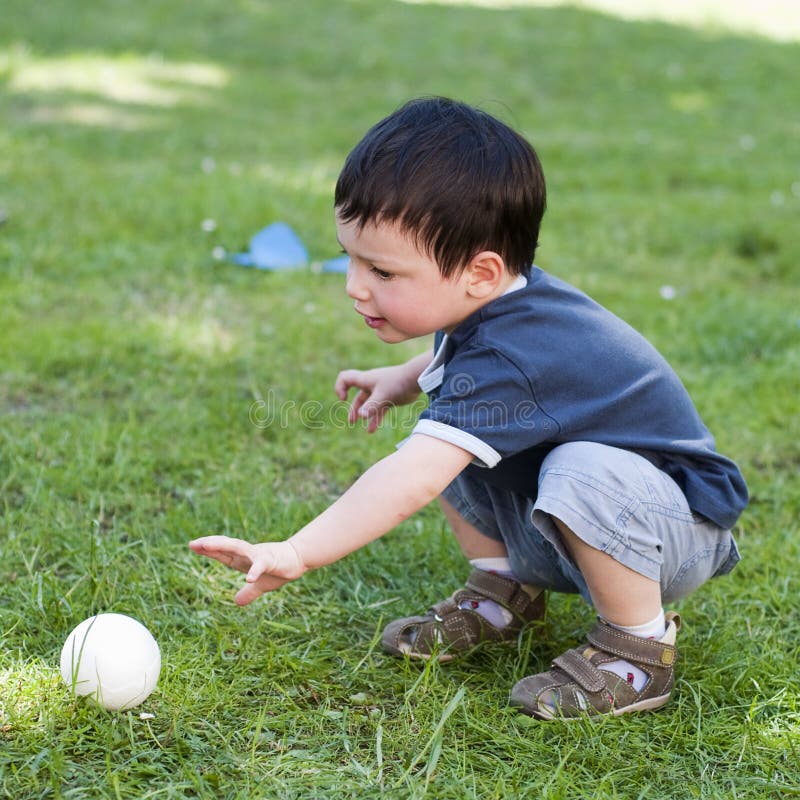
[190,98,747,719]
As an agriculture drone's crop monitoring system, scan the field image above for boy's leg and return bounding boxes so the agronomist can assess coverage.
[552,518,662,626]
[439,496,508,559]
[381,480,548,661]
[511,441,739,719]
[549,517,668,698]
[439,496,532,628]
[529,441,739,605]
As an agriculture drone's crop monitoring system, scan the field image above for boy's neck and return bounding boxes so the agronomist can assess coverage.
[498,272,527,295]
[444,272,526,334]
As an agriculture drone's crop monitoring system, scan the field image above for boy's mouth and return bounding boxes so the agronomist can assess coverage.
[358,311,386,328]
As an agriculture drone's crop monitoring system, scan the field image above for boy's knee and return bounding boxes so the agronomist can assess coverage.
[533,442,666,584]
[534,441,739,600]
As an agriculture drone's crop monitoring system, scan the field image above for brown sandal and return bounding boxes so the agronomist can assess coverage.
[382,569,546,662]
[510,612,681,719]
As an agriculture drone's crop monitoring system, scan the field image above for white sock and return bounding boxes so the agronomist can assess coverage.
[458,558,515,627]
[600,610,666,692]
[469,557,515,578]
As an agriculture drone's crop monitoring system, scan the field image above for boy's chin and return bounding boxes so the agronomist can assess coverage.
[373,327,413,344]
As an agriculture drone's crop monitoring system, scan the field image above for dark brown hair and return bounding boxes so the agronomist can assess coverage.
[335,97,546,277]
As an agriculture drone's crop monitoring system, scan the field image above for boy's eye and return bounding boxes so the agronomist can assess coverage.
[370,266,393,280]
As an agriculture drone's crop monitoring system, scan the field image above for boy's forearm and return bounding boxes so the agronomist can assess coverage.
[288,435,470,571]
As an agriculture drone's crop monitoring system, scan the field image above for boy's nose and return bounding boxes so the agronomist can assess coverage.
[345,264,369,301]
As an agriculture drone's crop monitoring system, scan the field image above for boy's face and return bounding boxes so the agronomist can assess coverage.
[336,214,474,343]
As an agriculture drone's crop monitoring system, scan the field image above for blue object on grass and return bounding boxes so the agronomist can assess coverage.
[321,255,349,273]
[231,222,308,270]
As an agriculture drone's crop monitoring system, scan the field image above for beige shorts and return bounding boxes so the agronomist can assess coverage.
[442,441,740,604]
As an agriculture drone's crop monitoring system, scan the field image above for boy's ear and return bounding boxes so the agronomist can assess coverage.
[464,251,506,298]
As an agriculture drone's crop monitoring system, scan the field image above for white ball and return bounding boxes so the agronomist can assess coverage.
[60,613,161,711]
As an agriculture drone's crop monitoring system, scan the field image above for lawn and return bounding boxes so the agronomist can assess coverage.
[1,1,799,797]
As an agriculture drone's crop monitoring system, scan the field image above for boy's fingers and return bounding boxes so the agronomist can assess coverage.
[333,372,349,399]
[234,574,288,605]
[359,395,391,420]
[366,406,388,433]
[190,535,249,554]
[246,548,278,582]
[189,536,256,572]
[334,369,362,400]
[234,583,263,605]
[349,389,370,423]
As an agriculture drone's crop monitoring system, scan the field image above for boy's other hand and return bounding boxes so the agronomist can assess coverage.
[335,363,422,433]
[189,536,306,605]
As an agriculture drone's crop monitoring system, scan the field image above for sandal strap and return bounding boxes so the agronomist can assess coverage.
[587,619,678,667]
[425,598,483,650]
[382,571,547,661]
[464,569,536,618]
[429,597,459,617]
[552,649,608,693]
[424,571,535,650]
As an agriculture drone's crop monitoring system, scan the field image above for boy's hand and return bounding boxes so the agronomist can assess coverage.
[188,536,306,605]
[335,358,427,433]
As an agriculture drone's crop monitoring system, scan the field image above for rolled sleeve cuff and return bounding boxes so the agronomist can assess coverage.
[411,419,501,468]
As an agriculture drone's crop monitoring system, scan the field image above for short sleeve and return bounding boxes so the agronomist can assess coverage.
[414,345,560,466]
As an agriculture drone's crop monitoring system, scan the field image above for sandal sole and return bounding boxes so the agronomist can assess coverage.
[386,637,524,663]
[520,692,673,721]
[391,647,456,663]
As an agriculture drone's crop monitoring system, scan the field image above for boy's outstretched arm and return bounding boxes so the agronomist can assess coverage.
[189,433,472,605]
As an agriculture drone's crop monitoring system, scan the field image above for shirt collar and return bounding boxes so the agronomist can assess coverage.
[417,274,529,393]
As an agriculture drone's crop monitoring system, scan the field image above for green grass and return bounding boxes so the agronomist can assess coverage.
[1,1,799,797]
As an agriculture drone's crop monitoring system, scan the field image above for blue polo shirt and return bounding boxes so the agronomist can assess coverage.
[412,269,748,530]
